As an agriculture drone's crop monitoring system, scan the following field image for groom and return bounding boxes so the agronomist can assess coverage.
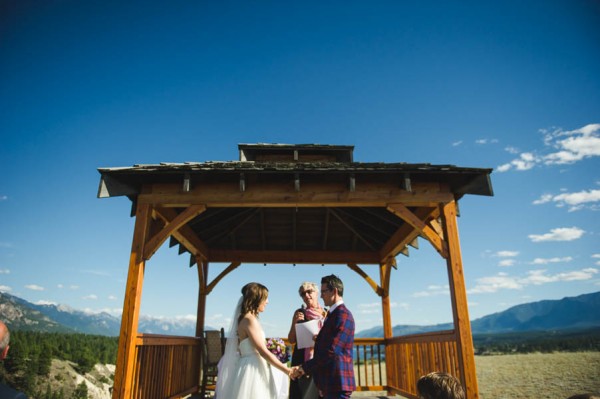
[293,274,356,399]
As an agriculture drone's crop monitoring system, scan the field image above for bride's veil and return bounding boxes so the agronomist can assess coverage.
[215,296,242,398]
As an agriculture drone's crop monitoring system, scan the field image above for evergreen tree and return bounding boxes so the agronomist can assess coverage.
[43,383,53,399]
[38,347,53,376]
[73,381,88,399]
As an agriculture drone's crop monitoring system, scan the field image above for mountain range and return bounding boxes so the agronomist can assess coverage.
[2,291,599,337]
[356,291,600,337]
[0,292,197,336]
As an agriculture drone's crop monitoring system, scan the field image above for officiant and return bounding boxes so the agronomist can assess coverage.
[287,282,327,399]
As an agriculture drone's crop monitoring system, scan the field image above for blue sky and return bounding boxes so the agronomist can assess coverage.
[1,1,599,337]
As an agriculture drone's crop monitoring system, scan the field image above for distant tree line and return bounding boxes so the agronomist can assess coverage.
[473,328,600,355]
[0,331,118,398]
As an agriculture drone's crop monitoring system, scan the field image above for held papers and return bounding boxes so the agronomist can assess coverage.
[295,319,321,349]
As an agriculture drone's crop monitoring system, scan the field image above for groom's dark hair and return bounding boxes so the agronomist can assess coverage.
[322,274,344,297]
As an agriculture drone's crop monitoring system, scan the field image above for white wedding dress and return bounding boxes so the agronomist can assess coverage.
[225,330,288,399]
[216,298,289,399]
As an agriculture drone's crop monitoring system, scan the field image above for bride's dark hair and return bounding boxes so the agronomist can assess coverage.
[239,282,269,323]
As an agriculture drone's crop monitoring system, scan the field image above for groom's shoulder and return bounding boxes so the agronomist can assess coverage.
[339,304,355,323]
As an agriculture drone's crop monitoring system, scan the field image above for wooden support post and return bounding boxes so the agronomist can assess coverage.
[196,259,208,337]
[379,259,394,396]
[112,203,151,399]
[441,201,479,399]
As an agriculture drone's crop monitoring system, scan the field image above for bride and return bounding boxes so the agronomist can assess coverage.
[216,282,292,399]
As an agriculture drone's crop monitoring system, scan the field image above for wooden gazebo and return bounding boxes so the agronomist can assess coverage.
[98,143,493,399]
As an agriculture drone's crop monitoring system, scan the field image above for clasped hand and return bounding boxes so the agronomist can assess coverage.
[289,366,305,379]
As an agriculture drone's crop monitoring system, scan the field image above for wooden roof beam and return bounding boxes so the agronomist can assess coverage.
[379,206,442,261]
[208,249,380,264]
[153,207,210,261]
[143,205,206,260]
[386,204,448,258]
[137,181,454,207]
[204,262,241,294]
[347,263,384,296]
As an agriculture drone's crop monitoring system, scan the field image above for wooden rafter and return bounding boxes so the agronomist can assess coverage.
[359,207,403,228]
[387,203,447,257]
[203,208,258,243]
[335,207,392,238]
[329,208,377,251]
[428,217,444,239]
[408,237,419,249]
[143,205,206,260]
[188,207,229,229]
[154,207,210,261]
[379,219,426,262]
[230,208,261,236]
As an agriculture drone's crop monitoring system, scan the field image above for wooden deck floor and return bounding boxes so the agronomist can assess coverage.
[353,392,408,398]
[192,391,406,398]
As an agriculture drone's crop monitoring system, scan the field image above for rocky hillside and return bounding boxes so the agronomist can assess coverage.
[32,359,114,399]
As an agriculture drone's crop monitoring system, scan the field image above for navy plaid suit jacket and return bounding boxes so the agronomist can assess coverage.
[303,303,356,395]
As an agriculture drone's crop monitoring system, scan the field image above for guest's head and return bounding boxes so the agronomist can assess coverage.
[298,282,320,308]
[320,274,344,306]
[417,371,465,399]
[0,320,10,360]
[240,282,269,320]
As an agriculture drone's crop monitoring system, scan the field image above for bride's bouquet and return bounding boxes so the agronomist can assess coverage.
[266,337,290,363]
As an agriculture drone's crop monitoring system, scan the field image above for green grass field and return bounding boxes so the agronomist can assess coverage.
[353,352,600,398]
[476,351,600,399]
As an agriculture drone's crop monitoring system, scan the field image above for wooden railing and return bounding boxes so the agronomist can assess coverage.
[125,331,461,398]
[385,330,461,399]
[131,334,202,399]
[354,338,386,391]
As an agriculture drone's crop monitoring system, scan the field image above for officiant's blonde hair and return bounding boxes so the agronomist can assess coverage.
[239,282,269,322]
[298,281,318,296]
